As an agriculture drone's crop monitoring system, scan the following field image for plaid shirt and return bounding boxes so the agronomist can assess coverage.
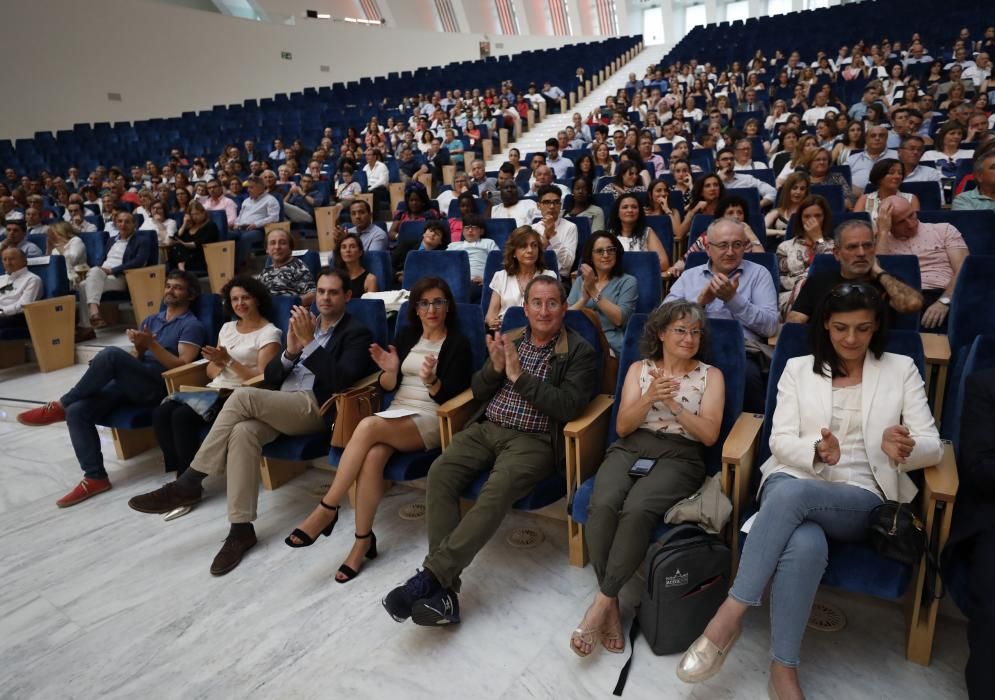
[484,329,559,433]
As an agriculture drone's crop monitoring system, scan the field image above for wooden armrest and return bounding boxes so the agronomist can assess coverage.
[721,412,764,466]
[721,412,764,557]
[563,394,615,438]
[437,388,480,449]
[161,359,210,394]
[242,373,266,388]
[564,394,614,498]
[922,441,958,504]
[920,333,950,365]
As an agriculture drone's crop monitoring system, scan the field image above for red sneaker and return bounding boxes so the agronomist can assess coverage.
[56,478,112,508]
[17,402,66,426]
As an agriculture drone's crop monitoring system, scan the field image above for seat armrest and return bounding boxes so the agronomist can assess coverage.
[437,389,479,449]
[242,373,266,388]
[922,441,958,505]
[920,333,951,365]
[564,394,614,502]
[161,359,210,394]
[720,412,763,563]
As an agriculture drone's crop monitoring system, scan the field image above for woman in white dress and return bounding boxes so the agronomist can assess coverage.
[485,226,557,331]
[285,277,474,582]
[46,221,88,289]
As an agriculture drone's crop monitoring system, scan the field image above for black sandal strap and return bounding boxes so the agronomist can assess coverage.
[319,501,339,512]
[288,528,314,546]
[355,531,373,539]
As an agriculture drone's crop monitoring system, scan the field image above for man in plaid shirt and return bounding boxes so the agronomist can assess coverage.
[384,276,598,626]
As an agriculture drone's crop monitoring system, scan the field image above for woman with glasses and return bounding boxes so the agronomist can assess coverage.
[571,300,724,656]
[485,226,557,331]
[677,283,941,699]
[286,276,473,582]
[567,231,638,356]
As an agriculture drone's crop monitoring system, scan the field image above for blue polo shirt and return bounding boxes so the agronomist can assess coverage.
[140,309,207,372]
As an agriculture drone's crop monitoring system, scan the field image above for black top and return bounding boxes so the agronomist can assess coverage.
[171,221,220,270]
[389,323,473,405]
[791,269,895,325]
[348,270,370,298]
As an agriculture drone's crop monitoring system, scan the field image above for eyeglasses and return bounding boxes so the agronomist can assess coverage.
[417,299,448,311]
[527,299,563,311]
[593,246,617,257]
[539,199,561,206]
[669,326,703,338]
[708,240,748,251]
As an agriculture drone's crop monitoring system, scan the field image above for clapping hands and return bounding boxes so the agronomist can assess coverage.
[369,343,400,374]
[882,425,915,464]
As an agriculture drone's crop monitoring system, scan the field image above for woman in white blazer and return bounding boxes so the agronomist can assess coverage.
[677,283,941,699]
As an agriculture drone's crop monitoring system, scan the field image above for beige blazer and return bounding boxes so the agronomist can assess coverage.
[760,351,942,503]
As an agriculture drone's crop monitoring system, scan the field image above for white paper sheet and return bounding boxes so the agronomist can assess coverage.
[374,408,419,419]
[740,513,758,534]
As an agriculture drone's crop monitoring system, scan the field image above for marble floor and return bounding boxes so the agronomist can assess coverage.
[0,364,971,700]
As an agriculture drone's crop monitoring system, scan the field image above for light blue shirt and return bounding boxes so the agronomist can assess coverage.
[848,149,898,191]
[448,238,499,278]
[568,273,638,356]
[664,259,778,342]
[350,224,389,253]
[279,317,339,392]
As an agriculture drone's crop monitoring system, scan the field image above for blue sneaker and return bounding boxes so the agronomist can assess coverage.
[382,569,439,622]
[411,588,461,626]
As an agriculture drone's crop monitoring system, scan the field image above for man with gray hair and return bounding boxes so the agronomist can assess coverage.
[664,217,777,411]
[848,125,897,194]
[0,247,43,329]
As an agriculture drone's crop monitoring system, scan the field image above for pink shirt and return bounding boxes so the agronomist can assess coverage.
[196,195,238,228]
[878,222,967,290]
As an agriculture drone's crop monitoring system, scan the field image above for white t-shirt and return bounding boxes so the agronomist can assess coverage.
[448,238,499,278]
[488,269,557,318]
[492,199,540,227]
[103,238,129,270]
[208,320,283,389]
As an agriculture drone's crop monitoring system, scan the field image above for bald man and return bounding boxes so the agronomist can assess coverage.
[875,195,969,332]
[0,247,42,328]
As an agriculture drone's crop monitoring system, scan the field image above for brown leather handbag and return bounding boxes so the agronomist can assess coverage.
[325,385,381,448]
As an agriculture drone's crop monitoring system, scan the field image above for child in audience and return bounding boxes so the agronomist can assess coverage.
[446,214,497,302]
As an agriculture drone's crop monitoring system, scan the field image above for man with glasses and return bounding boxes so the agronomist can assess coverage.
[383,275,596,626]
[849,125,898,194]
[532,184,578,273]
[787,219,922,325]
[898,134,943,200]
[664,218,777,412]
[714,148,776,209]
[732,139,768,171]
[197,179,238,229]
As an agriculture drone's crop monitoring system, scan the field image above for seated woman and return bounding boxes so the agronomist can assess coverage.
[666,196,764,279]
[334,233,379,298]
[332,164,362,204]
[257,228,316,306]
[140,200,177,246]
[567,231,638,357]
[46,221,88,290]
[567,177,606,233]
[775,194,835,318]
[765,172,810,237]
[392,220,449,281]
[593,142,617,178]
[644,178,683,235]
[677,283,941,698]
[447,192,476,243]
[775,134,819,187]
[676,173,725,240]
[571,300,724,656]
[153,275,281,476]
[598,161,648,199]
[389,184,440,242]
[608,193,671,272]
[285,277,473,581]
[804,147,854,210]
[485,226,557,330]
[168,201,219,272]
[922,122,975,180]
[854,158,919,227]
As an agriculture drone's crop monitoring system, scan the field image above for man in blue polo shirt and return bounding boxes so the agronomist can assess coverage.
[17,270,207,507]
[664,217,778,412]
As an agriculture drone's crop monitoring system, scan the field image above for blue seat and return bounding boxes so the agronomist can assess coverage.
[806,253,921,330]
[269,295,300,341]
[621,251,662,313]
[328,302,487,481]
[900,181,943,211]
[362,251,392,293]
[644,215,675,260]
[483,218,517,252]
[942,255,995,427]
[569,316,747,549]
[685,251,779,292]
[402,250,471,302]
[447,198,487,217]
[810,184,845,212]
[265,251,320,279]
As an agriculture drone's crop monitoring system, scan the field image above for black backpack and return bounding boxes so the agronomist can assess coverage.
[613,525,731,696]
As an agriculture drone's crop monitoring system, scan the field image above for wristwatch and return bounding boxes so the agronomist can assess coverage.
[938,296,951,306]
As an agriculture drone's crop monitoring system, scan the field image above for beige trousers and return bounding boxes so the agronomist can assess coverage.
[190,387,325,523]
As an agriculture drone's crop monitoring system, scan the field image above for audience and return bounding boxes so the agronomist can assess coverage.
[953,149,995,210]
[567,176,606,232]
[2,219,44,257]
[485,226,556,331]
[344,199,389,252]
[169,201,219,272]
[608,193,671,272]
[80,212,152,328]
[567,231,638,357]
[531,184,579,273]
[46,221,88,290]
[231,174,280,265]
[492,179,540,227]
[447,214,498,299]
[854,158,921,226]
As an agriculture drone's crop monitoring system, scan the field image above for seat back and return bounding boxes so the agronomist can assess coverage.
[402,250,471,302]
[15,256,70,298]
[946,335,995,447]
[190,292,224,346]
[917,210,995,256]
[270,295,301,341]
[396,302,487,371]
[361,250,392,292]
[78,231,109,267]
[346,297,389,347]
[621,251,662,313]
[644,215,675,260]
[809,184,845,212]
[483,218,517,251]
[899,181,942,211]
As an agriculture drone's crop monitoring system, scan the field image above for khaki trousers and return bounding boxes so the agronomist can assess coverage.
[190,387,325,523]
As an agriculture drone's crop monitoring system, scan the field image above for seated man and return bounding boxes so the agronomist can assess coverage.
[257,228,316,307]
[80,211,152,328]
[282,173,323,224]
[343,199,388,252]
[715,148,776,209]
[17,270,206,507]
[1,219,44,257]
[664,218,777,413]
[848,125,898,194]
[383,276,596,625]
[544,137,573,181]
[197,179,239,229]
[492,179,540,227]
[447,214,497,301]
[953,150,995,211]
[65,202,98,233]
[531,184,579,273]
[127,268,373,575]
[231,174,281,265]
[469,161,498,204]
[0,247,43,328]
[876,195,969,332]
[527,164,570,199]
[788,219,922,324]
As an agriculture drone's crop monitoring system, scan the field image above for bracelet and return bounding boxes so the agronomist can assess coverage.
[814,439,822,459]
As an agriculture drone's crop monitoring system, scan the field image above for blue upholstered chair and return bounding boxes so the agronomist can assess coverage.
[483,218,517,252]
[620,251,662,313]
[402,250,471,302]
[644,215,675,260]
[918,210,995,257]
[736,322,956,664]
[327,302,487,484]
[806,253,922,330]
[0,256,74,371]
[566,315,752,567]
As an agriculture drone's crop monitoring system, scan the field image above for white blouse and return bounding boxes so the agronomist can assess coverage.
[825,384,884,498]
[207,321,282,389]
[488,269,557,319]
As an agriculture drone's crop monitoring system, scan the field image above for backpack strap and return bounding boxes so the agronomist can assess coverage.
[612,610,642,696]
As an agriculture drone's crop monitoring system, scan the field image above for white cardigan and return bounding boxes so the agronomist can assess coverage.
[760,351,942,503]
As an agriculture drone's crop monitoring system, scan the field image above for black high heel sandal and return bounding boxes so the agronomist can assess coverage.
[335,531,377,583]
[284,501,339,548]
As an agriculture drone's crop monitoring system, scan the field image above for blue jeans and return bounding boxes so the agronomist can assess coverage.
[234,228,264,266]
[729,473,882,667]
[61,347,166,479]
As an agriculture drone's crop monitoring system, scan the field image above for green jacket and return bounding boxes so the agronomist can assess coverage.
[469,325,597,467]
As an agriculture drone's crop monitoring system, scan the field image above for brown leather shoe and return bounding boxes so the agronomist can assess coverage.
[210,530,258,576]
[128,481,202,514]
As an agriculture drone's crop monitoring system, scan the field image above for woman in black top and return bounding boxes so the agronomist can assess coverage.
[285,276,474,583]
[168,201,219,271]
[333,232,378,297]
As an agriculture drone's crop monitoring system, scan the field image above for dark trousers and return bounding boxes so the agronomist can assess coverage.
[153,401,208,475]
[234,228,264,266]
[424,420,554,589]
[60,347,166,479]
[0,314,27,329]
[743,352,767,414]
[920,287,949,334]
[965,530,995,699]
[587,430,705,597]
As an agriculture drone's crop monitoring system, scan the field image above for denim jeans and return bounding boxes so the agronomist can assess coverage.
[729,473,882,667]
[61,347,167,479]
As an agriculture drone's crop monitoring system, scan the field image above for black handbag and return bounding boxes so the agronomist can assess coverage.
[866,501,943,601]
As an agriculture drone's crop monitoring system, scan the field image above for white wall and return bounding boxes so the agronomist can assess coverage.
[0,0,620,141]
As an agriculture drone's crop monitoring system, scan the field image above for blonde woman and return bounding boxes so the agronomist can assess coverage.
[47,221,88,289]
